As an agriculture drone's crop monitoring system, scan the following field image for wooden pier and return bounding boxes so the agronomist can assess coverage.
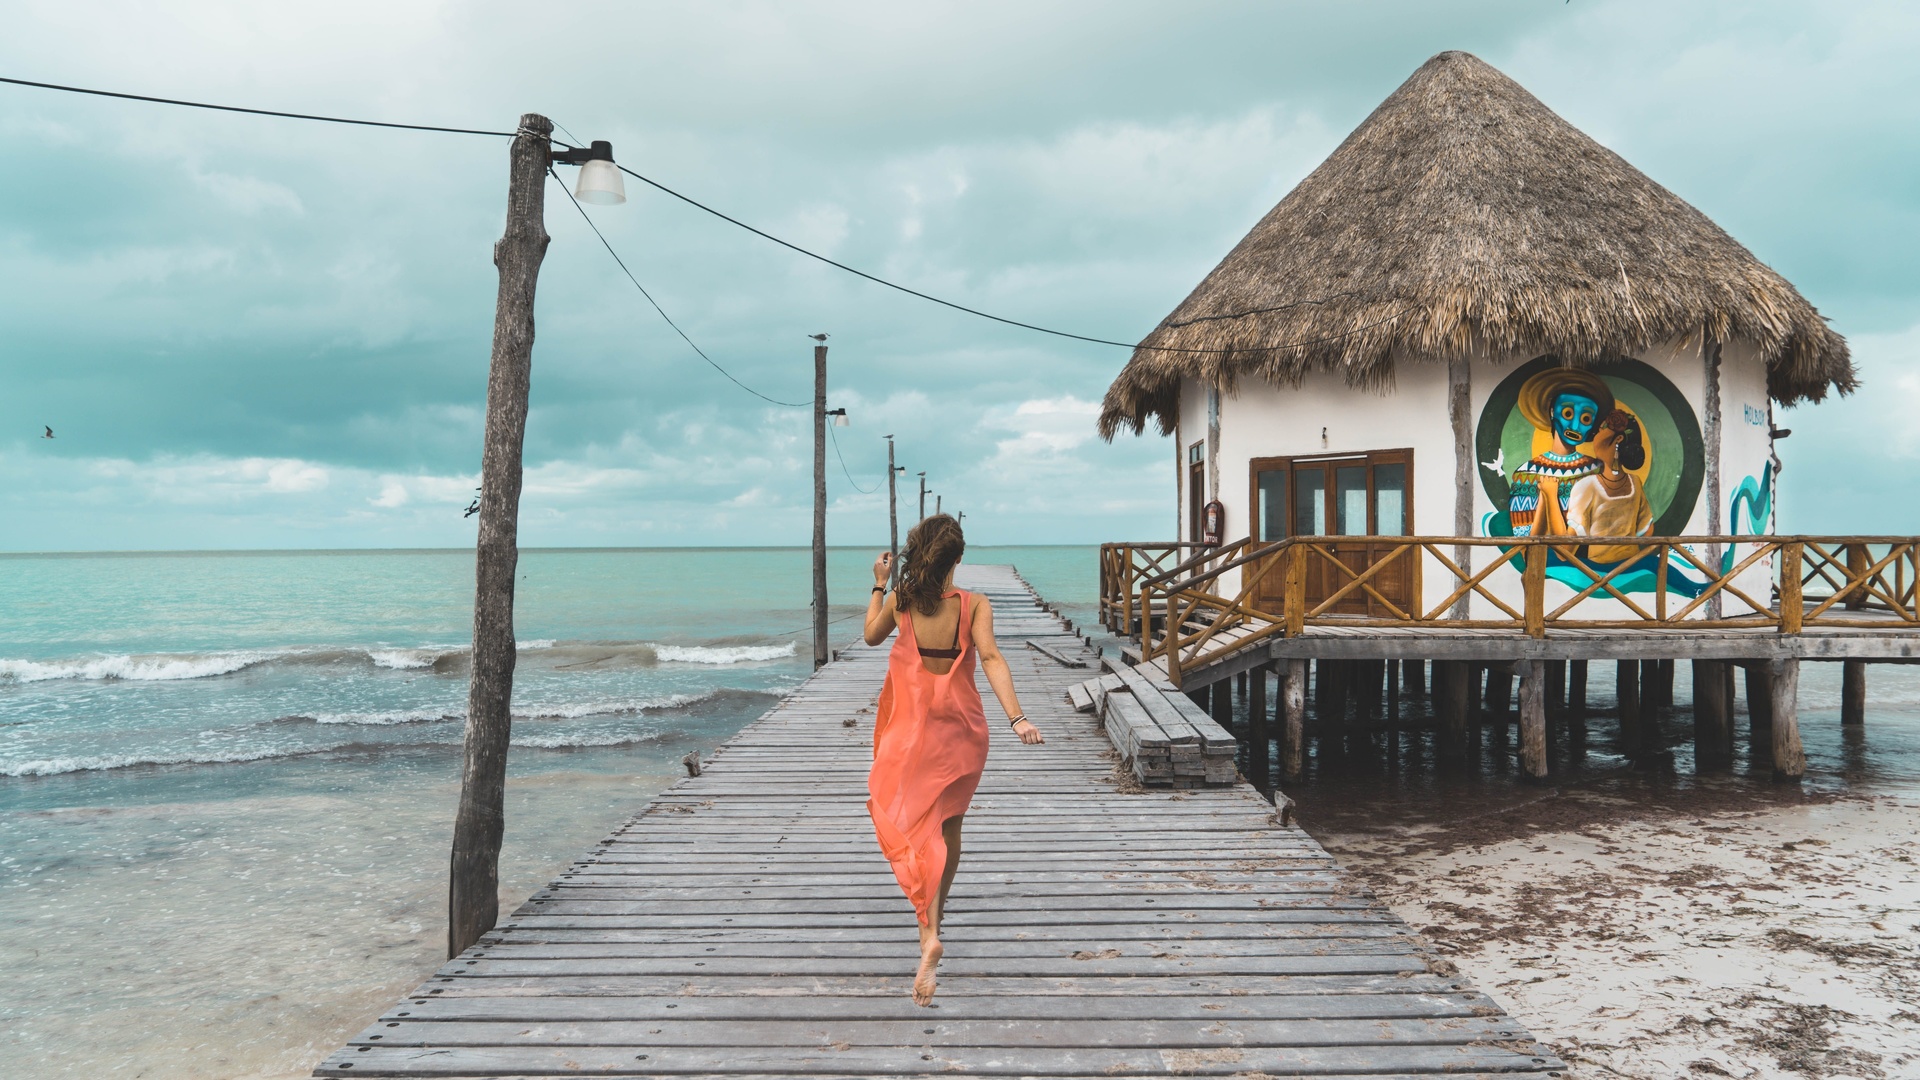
[315,565,1563,1078]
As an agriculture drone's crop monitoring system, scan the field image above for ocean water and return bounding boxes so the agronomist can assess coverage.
[0,545,1098,1079]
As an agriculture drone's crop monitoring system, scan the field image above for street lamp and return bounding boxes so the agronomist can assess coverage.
[551,140,626,205]
[454,116,626,961]
[827,407,849,427]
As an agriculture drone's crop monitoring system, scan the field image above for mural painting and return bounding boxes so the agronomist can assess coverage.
[1477,356,1707,595]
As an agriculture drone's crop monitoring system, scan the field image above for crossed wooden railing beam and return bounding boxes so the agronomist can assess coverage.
[1123,535,1920,687]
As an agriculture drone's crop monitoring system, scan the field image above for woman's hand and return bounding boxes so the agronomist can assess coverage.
[872,551,892,586]
[1012,718,1044,745]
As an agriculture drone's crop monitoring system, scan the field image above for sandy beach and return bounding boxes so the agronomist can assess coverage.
[1313,787,1920,1079]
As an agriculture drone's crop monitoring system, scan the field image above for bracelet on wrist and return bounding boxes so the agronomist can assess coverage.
[1008,714,1028,729]
[871,585,886,593]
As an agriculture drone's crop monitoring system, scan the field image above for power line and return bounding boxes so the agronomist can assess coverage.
[615,163,1412,355]
[827,424,881,494]
[0,74,514,137]
[552,169,809,408]
[1,73,1412,358]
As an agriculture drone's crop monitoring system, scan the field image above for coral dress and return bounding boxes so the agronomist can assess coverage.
[866,591,991,926]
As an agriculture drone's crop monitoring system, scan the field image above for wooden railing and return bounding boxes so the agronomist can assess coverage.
[1097,541,1215,633]
[1133,535,1920,686]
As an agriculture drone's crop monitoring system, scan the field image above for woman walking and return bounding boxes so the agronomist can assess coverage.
[862,514,1042,1006]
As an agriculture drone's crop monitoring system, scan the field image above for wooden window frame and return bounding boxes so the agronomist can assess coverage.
[1248,448,1415,540]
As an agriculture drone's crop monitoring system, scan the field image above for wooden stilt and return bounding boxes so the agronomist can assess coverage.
[1439,660,1470,764]
[1386,659,1400,730]
[1769,658,1805,780]
[1569,659,1588,714]
[1283,658,1307,780]
[1211,676,1234,736]
[1842,660,1866,726]
[1404,658,1425,695]
[1487,666,1514,722]
[1654,658,1675,706]
[1518,659,1547,780]
[1246,663,1270,795]
[1745,662,1773,729]
[1616,659,1640,752]
[1692,659,1731,772]
[1546,659,1567,712]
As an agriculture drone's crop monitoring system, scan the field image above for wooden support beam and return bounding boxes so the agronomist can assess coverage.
[1444,661,1471,764]
[1568,659,1588,714]
[1385,659,1400,730]
[1842,660,1866,726]
[1211,676,1235,736]
[1283,658,1307,780]
[1404,658,1425,695]
[1486,667,1514,722]
[1769,658,1805,781]
[1651,658,1675,707]
[1744,662,1773,729]
[1545,659,1567,712]
[1518,659,1547,780]
[1246,663,1270,795]
[1616,659,1640,752]
[1692,659,1732,772]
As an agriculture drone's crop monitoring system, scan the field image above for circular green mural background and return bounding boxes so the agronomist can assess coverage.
[1476,356,1703,537]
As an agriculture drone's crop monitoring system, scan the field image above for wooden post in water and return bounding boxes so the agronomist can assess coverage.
[1692,659,1731,771]
[1404,658,1425,696]
[1616,659,1640,752]
[1385,659,1400,729]
[1486,666,1514,723]
[1247,663,1271,795]
[812,344,829,670]
[450,113,553,961]
[1769,658,1806,780]
[1211,676,1234,736]
[1745,661,1773,729]
[1842,660,1866,726]
[1283,659,1307,780]
[885,435,900,592]
[1518,659,1547,780]
[1569,659,1588,714]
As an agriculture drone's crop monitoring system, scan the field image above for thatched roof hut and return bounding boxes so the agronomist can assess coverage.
[1098,50,1852,440]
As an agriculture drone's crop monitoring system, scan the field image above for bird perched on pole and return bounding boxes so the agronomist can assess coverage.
[807,333,829,342]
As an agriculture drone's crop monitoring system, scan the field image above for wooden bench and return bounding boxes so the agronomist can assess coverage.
[1069,661,1237,788]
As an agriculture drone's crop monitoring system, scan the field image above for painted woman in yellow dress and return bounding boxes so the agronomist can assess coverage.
[1566,409,1654,564]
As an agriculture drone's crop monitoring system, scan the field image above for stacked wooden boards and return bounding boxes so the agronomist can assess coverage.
[312,564,1564,1078]
[1070,662,1237,789]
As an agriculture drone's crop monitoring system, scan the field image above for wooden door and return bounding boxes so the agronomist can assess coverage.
[1248,450,1414,618]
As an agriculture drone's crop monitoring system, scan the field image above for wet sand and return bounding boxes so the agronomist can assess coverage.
[1288,662,1920,1080]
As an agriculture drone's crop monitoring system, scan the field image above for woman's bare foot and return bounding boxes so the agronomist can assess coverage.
[912,931,943,1006]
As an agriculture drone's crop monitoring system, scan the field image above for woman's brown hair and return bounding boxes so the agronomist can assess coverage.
[897,514,965,616]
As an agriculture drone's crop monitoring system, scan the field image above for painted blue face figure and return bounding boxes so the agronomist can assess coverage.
[1550,391,1601,450]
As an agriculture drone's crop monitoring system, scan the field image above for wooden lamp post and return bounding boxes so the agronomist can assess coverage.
[449,115,624,960]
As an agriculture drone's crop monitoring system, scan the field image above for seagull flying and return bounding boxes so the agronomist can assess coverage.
[42,426,54,439]
[807,333,829,341]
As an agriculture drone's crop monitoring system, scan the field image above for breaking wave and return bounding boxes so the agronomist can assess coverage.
[0,637,791,685]
[0,651,280,684]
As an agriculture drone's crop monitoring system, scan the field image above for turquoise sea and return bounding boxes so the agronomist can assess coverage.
[0,545,1099,1079]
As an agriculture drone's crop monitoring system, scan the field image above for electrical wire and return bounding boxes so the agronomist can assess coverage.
[827,424,882,494]
[615,163,1413,355]
[552,169,810,408]
[0,74,514,137]
[1,73,1414,358]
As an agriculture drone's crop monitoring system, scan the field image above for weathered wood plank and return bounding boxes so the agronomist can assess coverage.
[312,564,1560,1079]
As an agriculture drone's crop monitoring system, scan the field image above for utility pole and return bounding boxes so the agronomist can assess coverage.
[812,342,829,670]
[885,436,900,591]
[450,113,551,960]
[917,472,927,521]
[935,494,942,516]
[957,510,965,528]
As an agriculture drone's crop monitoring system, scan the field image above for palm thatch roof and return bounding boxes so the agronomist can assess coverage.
[1099,50,1853,439]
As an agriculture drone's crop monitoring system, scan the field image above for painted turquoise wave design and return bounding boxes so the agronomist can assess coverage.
[1719,463,1773,574]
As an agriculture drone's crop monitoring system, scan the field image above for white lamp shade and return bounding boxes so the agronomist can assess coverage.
[832,412,850,427]
[574,159,626,205]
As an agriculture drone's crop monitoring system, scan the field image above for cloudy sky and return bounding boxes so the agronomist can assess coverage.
[1,1,1914,550]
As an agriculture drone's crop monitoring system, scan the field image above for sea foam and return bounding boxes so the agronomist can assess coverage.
[653,642,797,665]
[0,651,278,684]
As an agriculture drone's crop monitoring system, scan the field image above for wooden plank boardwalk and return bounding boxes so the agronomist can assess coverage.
[315,565,1564,1078]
